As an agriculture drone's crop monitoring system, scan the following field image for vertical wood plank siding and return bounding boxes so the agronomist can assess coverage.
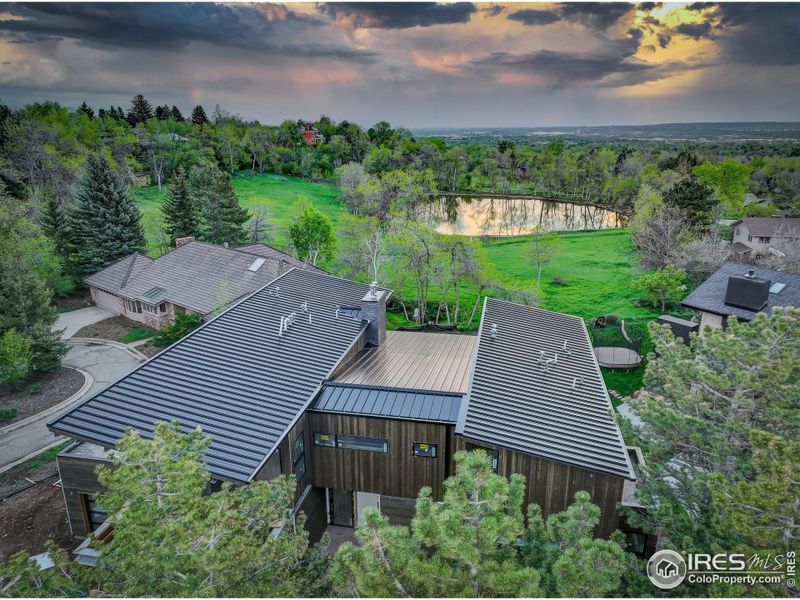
[308,413,450,500]
[57,455,110,538]
[452,435,625,538]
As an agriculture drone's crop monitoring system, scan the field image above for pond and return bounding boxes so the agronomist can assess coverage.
[419,196,627,237]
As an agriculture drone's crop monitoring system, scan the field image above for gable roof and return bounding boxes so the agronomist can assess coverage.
[85,241,309,315]
[681,262,800,320]
[457,298,634,480]
[50,269,373,482]
[734,217,800,238]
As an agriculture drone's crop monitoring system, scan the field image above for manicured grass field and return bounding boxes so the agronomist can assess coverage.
[135,174,666,396]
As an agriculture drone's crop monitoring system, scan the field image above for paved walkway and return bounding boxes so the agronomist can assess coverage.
[0,340,144,472]
[54,306,115,339]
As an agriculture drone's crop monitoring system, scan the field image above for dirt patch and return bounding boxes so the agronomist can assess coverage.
[136,343,165,358]
[0,368,85,425]
[0,474,76,561]
[75,315,156,341]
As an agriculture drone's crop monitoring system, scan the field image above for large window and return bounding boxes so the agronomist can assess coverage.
[466,443,499,472]
[337,435,388,453]
[292,434,306,482]
[124,299,142,314]
[412,442,437,458]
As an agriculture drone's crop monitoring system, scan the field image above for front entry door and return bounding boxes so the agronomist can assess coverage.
[331,489,354,527]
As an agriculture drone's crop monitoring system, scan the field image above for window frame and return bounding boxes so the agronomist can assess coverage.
[412,442,438,458]
[336,434,388,453]
[313,432,336,447]
[466,443,499,472]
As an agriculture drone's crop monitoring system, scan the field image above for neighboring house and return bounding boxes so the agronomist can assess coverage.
[730,217,800,256]
[85,239,320,329]
[301,122,324,145]
[50,269,635,542]
[681,262,800,332]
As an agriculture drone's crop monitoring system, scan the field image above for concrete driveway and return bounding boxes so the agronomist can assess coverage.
[0,340,144,472]
[54,306,115,339]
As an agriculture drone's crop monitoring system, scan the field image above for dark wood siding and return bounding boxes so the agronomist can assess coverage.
[296,485,327,542]
[308,412,450,500]
[57,454,110,538]
[452,436,625,538]
[380,494,416,525]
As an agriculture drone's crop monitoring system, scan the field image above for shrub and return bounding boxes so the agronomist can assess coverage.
[0,329,33,389]
[29,382,44,395]
[152,312,202,347]
[634,264,689,312]
[551,276,568,286]
[0,407,17,423]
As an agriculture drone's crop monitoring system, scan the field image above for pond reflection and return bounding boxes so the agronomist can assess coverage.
[419,196,626,236]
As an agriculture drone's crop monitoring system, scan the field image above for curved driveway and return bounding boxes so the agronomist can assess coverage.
[0,340,144,472]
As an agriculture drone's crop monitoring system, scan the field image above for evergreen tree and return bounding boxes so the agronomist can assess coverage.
[202,170,249,246]
[170,105,184,121]
[78,101,94,118]
[161,166,200,242]
[154,104,169,120]
[333,451,631,597]
[191,104,209,126]
[127,94,153,125]
[40,193,68,256]
[66,154,146,275]
[663,176,718,230]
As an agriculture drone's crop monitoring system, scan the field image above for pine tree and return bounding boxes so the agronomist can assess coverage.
[161,166,199,242]
[78,101,94,118]
[202,171,249,246]
[154,104,169,120]
[170,105,184,121]
[191,104,209,126]
[127,94,153,125]
[66,154,146,275]
[40,193,68,255]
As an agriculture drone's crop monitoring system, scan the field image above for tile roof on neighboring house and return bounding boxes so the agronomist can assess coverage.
[312,383,463,424]
[730,241,753,254]
[85,241,310,316]
[333,330,477,394]
[457,298,635,480]
[733,217,800,238]
[50,269,373,482]
[681,262,800,320]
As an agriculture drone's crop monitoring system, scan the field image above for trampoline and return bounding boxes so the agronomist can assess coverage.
[590,316,643,370]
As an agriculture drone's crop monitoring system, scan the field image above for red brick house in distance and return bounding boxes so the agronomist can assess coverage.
[301,122,324,145]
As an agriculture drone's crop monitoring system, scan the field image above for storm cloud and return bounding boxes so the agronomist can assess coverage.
[319,2,476,29]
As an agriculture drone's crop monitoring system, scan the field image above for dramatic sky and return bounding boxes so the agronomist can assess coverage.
[1,2,798,127]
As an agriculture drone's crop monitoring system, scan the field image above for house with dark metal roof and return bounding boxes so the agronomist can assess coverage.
[682,262,800,332]
[50,269,633,540]
[85,238,320,329]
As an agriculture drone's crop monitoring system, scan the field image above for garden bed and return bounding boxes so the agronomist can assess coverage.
[74,315,157,344]
[0,368,85,426]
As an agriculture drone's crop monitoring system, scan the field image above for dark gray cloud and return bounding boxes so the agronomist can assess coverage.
[319,2,476,29]
[508,3,635,31]
[637,3,663,11]
[674,21,714,40]
[507,8,560,26]
[469,28,650,88]
[712,3,800,66]
[0,3,377,61]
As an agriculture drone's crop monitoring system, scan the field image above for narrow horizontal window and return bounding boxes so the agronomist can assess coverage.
[313,432,336,447]
[337,434,388,453]
[412,442,437,458]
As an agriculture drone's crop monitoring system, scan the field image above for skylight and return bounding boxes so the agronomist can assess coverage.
[248,257,267,272]
[770,282,787,294]
[142,286,166,300]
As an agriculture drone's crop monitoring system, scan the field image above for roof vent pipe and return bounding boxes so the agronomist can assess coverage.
[745,269,756,278]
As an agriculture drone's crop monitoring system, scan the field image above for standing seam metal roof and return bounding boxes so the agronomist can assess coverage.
[458,298,635,479]
[49,269,373,482]
[312,383,463,423]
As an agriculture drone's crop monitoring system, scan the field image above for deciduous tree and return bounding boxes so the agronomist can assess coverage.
[288,203,335,266]
[524,226,560,287]
[634,264,688,312]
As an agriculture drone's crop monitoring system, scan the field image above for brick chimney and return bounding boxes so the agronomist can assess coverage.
[361,282,387,347]
[175,236,195,248]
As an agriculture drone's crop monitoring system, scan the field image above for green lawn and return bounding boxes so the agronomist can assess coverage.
[135,173,666,397]
[135,171,342,254]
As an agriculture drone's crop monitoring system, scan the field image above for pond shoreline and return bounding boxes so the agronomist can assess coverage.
[437,191,631,215]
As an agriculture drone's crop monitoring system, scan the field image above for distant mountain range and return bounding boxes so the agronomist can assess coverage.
[411,122,800,143]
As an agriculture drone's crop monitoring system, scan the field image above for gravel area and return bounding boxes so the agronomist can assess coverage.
[0,368,85,425]
[136,343,165,358]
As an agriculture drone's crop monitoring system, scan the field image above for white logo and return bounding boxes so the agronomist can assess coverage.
[648,550,687,589]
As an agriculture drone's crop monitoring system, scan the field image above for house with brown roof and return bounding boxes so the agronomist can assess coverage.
[85,239,321,329]
[730,217,800,256]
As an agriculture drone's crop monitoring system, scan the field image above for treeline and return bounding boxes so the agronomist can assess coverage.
[2,95,799,216]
